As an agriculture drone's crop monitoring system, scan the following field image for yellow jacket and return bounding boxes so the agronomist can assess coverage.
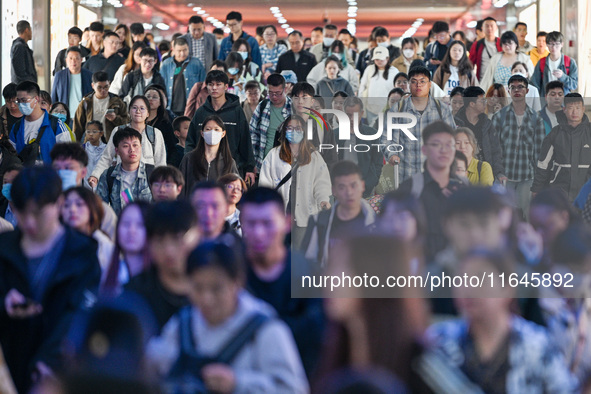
[467,158,494,186]
[530,47,550,66]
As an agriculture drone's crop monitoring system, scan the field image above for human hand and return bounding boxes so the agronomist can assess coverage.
[202,364,235,394]
[4,289,42,319]
[552,69,564,79]
[388,155,401,166]
[88,176,98,188]
[245,172,255,187]
[104,112,117,122]
[320,201,331,210]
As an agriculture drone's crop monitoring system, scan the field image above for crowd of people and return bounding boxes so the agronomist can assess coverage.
[0,9,589,393]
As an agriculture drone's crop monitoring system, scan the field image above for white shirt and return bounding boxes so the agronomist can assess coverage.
[120,168,138,192]
[24,116,45,143]
[548,57,561,82]
[545,107,559,128]
[445,65,461,96]
[515,113,525,128]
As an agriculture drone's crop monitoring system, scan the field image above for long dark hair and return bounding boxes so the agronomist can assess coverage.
[278,115,313,166]
[440,40,473,77]
[124,41,147,76]
[103,202,151,295]
[62,186,105,235]
[144,85,170,124]
[128,95,150,126]
[191,115,234,179]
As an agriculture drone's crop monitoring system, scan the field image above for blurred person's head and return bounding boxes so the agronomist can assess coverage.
[529,188,576,247]
[190,182,228,240]
[148,166,184,202]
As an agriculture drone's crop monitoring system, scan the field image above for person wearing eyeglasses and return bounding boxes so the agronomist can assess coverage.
[218,173,247,236]
[119,48,165,104]
[397,121,465,261]
[380,66,456,183]
[82,120,106,180]
[492,74,546,219]
[73,71,130,142]
[88,95,167,189]
[424,21,453,76]
[479,31,534,93]
[148,165,184,202]
[531,31,578,97]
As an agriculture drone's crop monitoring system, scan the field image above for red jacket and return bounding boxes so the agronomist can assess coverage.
[469,38,502,81]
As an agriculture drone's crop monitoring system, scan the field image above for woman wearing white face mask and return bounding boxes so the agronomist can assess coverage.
[259,115,331,249]
[231,39,263,93]
[391,37,423,74]
[179,115,239,198]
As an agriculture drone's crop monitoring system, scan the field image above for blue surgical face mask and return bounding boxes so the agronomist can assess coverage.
[58,169,79,191]
[228,67,240,76]
[238,51,248,60]
[18,100,36,116]
[286,130,304,144]
[1,184,11,202]
[53,113,67,123]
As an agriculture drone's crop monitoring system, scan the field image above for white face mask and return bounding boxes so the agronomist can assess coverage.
[203,130,224,146]
[323,37,335,47]
[377,41,390,48]
[403,49,415,59]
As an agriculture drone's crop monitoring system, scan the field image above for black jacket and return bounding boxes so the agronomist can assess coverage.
[83,51,126,82]
[186,93,255,174]
[276,50,317,85]
[455,107,506,179]
[119,69,166,99]
[0,227,101,392]
[532,113,591,201]
[335,124,384,196]
[10,37,37,84]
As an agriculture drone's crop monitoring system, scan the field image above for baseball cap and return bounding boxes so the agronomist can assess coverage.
[372,46,389,61]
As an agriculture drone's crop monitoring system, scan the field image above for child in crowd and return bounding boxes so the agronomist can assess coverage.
[168,116,190,168]
[83,120,107,184]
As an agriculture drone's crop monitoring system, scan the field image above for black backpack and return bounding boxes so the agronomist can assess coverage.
[164,307,268,394]
[11,115,60,165]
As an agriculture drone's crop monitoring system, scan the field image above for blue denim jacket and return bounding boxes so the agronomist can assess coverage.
[160,56,206,110]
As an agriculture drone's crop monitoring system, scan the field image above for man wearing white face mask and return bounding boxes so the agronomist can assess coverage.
[9,81,73,166]
[310,24,340,63]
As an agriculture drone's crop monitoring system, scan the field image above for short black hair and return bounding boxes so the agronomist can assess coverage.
[103,31,120,42]
[545,80,564,94]
[66,46,82,56]
[312,27,323,33]
[68,26,83,38]
[256,26,266,36]
[546,31,564,44]
[213,28,224,35]
[113,127,142,148]
[334,90,349,98]
[507,74,528,88]
[205,69,229,85]
[239,186,284,213]
[500,31,519,48]
[432,21,449,34]
[482,16,497,24]
[393,72,409,85]
[564,93,584,107]
[338,28,352,37]
[139,47,157,59]
[173,37,189,47]
[373,27,389,38]
[50,142,89,167]
[146,200,196,238]
[186,241,244,280]
[537,31,548,38]
[92,71,109,83]
[2,83,17,100]
[11,166,62,211]
[188,16,204,25]
[267,73,286,88]
[40,91,52,107]
[450,86,465,98]
[191,180,227,198]
[388,88,406,97]
[475,19,484,32]
[324,24,338,32]
[289,30,303,39]
[158,40,171,53]
[444,186,504,219]
[226,11,242,22]
[210,60,228,72]
[455,150,468,168]
[16,81,40,97]
[244,80,260,92]
[330,160,363,184]
[422,120,455,144]
[291,82,315,98]
[89,21,104,33]
[514,22,527,30]
[408,66,431,81]
[17,20,31,35]
[149,165,185,187]
[172,116,191,132]
[129,22,144,35]
[463,86,485,105]
[87,120,103,132]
